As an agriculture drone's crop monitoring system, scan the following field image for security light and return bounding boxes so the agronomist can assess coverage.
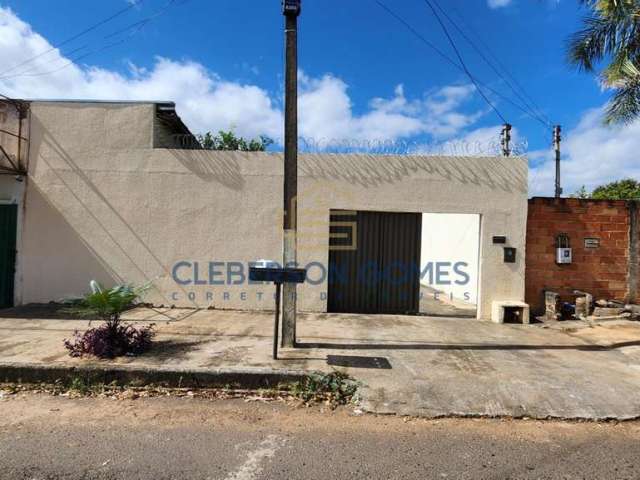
[282,0,301,16]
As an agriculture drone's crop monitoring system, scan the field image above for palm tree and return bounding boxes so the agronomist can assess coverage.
[568,0,640,124]
[72,281,147,328]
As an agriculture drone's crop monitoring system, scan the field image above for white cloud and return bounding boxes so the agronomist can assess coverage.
[488,0,512,8]
[0,8,282,140]
[296,76,485,150]
[298,75,466,143]
[0,6,485,148]
[422,85,486,137]
[529,107,640,196]
[12,4,637,196]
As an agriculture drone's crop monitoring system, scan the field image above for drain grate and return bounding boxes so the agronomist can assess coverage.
[326,355,392,369]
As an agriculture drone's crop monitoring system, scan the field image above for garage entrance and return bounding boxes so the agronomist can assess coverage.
[327,210,421,314]
[419,213,480,318]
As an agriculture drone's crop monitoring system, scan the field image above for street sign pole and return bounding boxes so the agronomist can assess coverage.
[249,266,306,359]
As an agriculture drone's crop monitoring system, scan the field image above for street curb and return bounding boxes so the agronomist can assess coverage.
[0,362,314,389]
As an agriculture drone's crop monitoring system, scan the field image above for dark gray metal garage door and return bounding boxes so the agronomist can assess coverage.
[327,210,421,314]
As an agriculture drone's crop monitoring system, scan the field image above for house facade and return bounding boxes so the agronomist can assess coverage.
[0,100,528,320]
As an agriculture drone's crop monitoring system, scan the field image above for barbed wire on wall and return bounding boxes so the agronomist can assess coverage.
[170,133,528,157]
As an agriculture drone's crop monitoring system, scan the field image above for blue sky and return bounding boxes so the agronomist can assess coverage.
[1,0,638,196]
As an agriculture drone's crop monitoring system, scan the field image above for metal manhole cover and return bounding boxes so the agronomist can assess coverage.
[326,355,392,369]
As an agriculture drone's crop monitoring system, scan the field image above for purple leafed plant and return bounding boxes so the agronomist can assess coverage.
[63,281,155,359]
[64,322,155,358]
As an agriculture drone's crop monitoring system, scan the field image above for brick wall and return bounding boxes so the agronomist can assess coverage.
[526,197,633,314]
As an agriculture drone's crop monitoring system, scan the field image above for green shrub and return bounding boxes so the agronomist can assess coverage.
[63,281,154,359]
[290,371,358,407]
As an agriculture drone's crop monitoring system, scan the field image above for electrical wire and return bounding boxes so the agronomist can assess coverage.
[0,0,185,81]
[0,29,146,80]
[423,0,507,124]
[434,0,552,127]
[449,2,550,126]
[374,0,552,129]
[0,0,144,78]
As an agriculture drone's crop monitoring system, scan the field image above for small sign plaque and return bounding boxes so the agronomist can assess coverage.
[584,237,600,249]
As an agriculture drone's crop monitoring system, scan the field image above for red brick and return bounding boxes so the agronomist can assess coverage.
[526,198,633,314]
[601,223,628,232]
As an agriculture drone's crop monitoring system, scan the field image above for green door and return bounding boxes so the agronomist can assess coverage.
[0,204,17,309]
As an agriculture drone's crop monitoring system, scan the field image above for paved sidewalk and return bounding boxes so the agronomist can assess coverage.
[1,306,640,419]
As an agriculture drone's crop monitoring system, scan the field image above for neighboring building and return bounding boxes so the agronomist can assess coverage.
[0,99,528,320]
[526,197,639,314]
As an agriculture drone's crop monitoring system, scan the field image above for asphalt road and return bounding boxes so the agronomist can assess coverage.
[1,393,639,480]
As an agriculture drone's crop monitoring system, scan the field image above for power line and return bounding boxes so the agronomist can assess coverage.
[0,0,143,78]
[449,2,550,126]
[1,26,146,80]
[374,0,551,129]
[0,32,144,80]
[103,0,186,41]
[1,0,185,81]
[440,0,552,127]
[423,0,507,124]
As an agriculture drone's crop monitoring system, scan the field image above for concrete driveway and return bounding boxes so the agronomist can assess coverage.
[1,306,640,420]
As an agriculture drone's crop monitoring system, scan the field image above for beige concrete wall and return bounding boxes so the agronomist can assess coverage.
[12,102,528,319]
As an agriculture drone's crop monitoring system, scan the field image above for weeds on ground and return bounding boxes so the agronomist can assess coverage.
[0,378,291,402]
[289,371,358,408]
[0,371,360,408]
[0,377,110,398]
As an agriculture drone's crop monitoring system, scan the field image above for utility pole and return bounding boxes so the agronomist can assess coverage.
[553,125,562,198]
[281,0,301,348]
[500,123,512,157]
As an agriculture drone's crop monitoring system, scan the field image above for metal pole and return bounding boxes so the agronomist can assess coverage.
[282,0,301,348]
[17,106,23,173]
[500,123,512,157]
[554,125,562,198]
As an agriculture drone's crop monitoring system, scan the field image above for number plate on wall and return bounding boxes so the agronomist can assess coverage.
[584,238,600,248]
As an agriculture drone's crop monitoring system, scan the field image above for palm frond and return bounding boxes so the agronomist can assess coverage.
[621,57,640,76]
[604,80,640,123]
[568,16,624,71]
[602,50,634,83]
[63,281,150,320]
[569,0,640,123]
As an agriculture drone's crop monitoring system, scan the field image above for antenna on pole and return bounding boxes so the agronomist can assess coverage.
[500,123,512,157]
[554,125,562,198]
